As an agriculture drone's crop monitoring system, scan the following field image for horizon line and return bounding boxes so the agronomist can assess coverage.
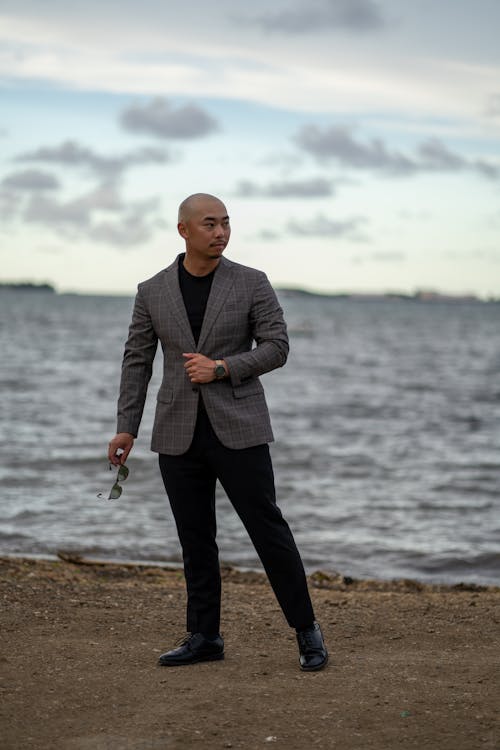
[1,281,499,302]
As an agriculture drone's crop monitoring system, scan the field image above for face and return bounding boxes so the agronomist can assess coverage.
[178,198,231,262]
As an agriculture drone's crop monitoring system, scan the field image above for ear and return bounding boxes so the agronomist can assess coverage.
[177,221,188,239]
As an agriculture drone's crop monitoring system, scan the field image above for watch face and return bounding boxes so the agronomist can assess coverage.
[215,364,226,378]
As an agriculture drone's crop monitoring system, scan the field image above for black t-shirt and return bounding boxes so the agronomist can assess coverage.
[178,256,216,345]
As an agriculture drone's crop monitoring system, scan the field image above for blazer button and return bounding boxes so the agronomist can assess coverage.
[192,386,199,393]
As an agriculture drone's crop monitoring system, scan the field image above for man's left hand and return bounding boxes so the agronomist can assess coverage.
[183,352,220,383]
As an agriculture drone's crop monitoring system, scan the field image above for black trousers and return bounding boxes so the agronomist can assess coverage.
[158,408,315,637]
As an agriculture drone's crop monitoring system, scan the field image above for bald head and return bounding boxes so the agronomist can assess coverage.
[178,193,227,223]
[177,193,231,272]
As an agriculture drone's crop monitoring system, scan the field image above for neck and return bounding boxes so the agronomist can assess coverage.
[182,254,221,277]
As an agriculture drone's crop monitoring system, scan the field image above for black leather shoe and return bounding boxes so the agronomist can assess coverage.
[158,633,224,666]
[296,621,328,671]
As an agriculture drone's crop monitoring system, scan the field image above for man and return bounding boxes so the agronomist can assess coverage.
[108,193,327,671]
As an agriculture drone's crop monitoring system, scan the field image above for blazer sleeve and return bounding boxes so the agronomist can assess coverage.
[224,272,289,387]
[116,285,158,436]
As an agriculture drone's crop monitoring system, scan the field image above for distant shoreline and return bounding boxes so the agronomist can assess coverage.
[1,281,498,303]
[0,281,55,293]
[277,287,499,303]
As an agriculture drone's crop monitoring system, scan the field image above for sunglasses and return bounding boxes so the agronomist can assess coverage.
[98,464,129,500]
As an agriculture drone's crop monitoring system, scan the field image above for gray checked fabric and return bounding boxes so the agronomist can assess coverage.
[116,255,289,454]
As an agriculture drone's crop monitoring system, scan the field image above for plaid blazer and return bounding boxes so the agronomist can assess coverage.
[116,255,289,454]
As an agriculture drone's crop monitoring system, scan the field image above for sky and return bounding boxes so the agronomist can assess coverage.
[1,0,499,297]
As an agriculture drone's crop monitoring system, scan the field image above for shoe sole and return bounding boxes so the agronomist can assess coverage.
[158,652,224,667]
[299,653,329,672]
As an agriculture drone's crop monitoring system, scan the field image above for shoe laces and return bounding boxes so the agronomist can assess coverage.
[297,626,319,651]
[175,632,195,647]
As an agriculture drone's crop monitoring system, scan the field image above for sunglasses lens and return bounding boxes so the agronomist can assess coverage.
[109,484,123,500]
[117,465,129,482]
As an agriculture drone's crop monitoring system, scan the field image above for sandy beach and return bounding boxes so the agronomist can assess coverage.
[1,555,499,750]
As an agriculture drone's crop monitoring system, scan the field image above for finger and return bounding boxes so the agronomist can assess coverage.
[121,446,132,464]
[108,448,120,465]
[182,353,196,359]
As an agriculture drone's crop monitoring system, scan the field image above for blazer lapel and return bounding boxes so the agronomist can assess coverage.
[163,256,196,349]
[197,257,235,351]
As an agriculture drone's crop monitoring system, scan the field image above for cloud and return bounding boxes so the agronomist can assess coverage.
[120,98,219,139]
[294,125,499,179]
[485,93,500,117]
[23,183,127,225]
[89,213,163,246]
[235,177,334,198]
[474,160,499,179]
[15,140,170,178]
[416,138,465,171]
[1,169,60,191]
[3,139,172,246]
[397,209,432,221]
[287,213,369,240]
[346,250,406,265]
[243,0,385,33]
[0,188,20,220]
[443,249,500,263]
[4,180,163,246]
[295,125,417,174]
[257,229,280,241]
[370,251,405,262]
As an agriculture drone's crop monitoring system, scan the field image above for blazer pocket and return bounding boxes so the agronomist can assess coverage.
[232,381,264,399]
[156,387,173,404]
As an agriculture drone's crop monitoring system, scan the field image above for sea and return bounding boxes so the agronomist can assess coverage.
[1,289,499,585]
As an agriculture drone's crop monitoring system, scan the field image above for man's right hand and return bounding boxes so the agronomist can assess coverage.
[108,433,135,465]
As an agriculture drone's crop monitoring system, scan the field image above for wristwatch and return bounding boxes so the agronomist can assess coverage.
[214,359,226,379]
